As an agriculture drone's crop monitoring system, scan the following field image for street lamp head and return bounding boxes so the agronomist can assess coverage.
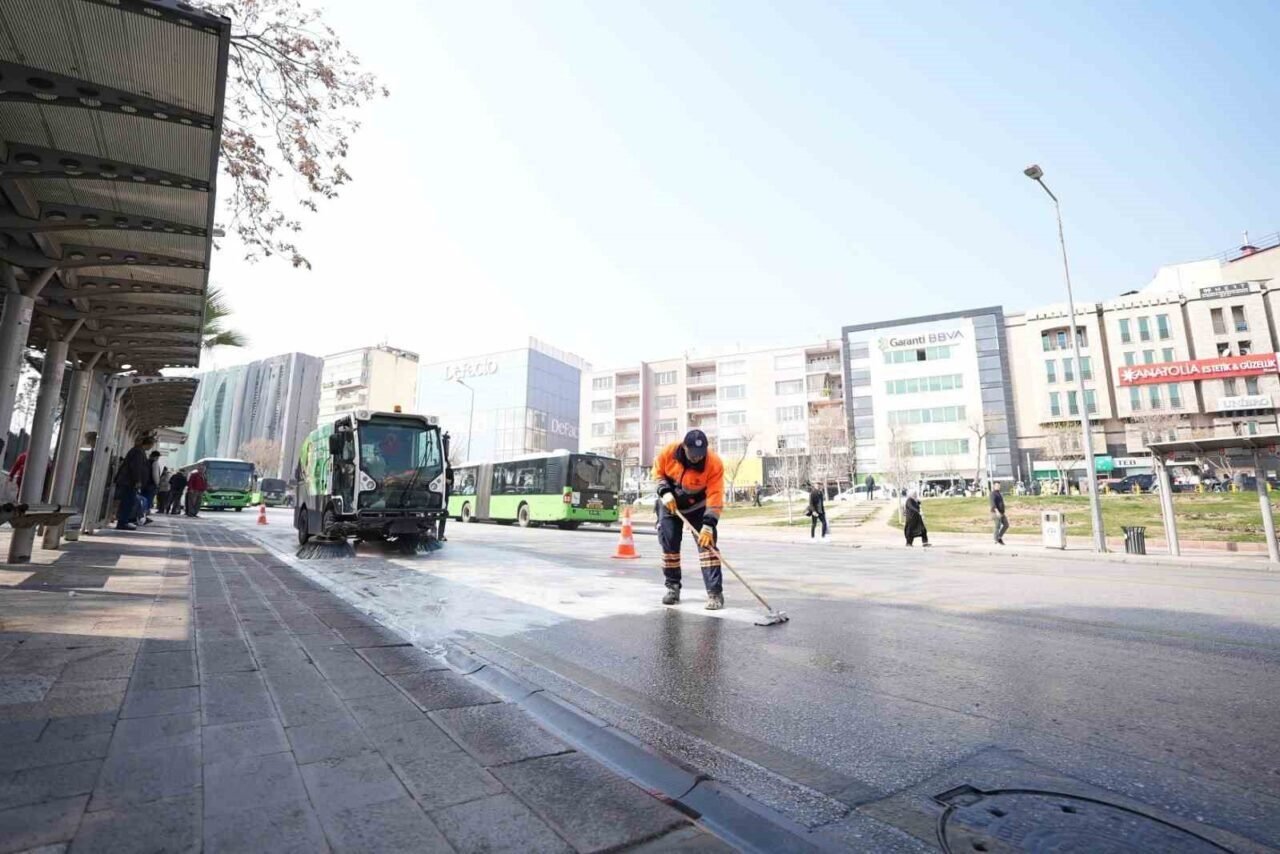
[1023,164,1044,180]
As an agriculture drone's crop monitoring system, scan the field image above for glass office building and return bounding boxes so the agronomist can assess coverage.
[418,339,588,462]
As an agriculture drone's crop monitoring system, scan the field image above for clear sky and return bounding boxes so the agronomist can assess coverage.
[207,0,1280,371]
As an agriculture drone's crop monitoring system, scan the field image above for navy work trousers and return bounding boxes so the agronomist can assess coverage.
[657,504,722,595]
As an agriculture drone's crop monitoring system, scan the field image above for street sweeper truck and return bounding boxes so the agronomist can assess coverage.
[294,409,447,555]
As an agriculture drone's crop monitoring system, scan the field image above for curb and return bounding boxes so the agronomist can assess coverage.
[233,522,828,853]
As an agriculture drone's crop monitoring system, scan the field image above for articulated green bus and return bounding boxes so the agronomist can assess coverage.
[450,451,621,528]
[181,458,256,510]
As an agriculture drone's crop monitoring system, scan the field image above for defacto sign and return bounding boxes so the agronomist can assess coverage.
[549,418,578,439]
[879,329,964,350]
[1118,353,1279,386]
[444,360,498,381]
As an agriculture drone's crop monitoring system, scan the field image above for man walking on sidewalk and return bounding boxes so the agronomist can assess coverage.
[991,481,1009,545]
[654,429,726,610]
[167,469,187,514]
[806,481,828,539]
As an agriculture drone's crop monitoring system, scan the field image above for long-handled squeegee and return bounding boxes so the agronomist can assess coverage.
[671,505,789,627]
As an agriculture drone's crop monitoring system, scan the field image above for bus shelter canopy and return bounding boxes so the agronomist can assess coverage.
[120,376,198,435]
[0,0,230,374]
[1147,434,1280,458]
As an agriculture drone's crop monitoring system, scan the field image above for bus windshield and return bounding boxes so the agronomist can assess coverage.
[260,478,287,493]
[571,455,621,493]
[204,461,254,492]
[358,419,443,509]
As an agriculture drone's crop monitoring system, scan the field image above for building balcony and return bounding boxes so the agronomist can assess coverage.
[687,397,717,411]
[686,371,717,388]
[615,385,640,395]
[614,408,641,419]
[806,359,839,374]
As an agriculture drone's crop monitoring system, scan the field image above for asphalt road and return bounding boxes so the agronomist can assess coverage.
[221,506,1280,850]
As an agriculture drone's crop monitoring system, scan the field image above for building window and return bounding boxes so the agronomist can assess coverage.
[1084,389,1098,414]
[773,354,803,371]
[1067,391,1079,416]
[1041,327,1085,350]
[885,374,964,395]
[655,371,678,386]
[657,394,677,409]
[1168,384,1182,409]
[722,410,747,426]
[1246,376,1260,395]
[656,418,678,433]
[1249,421,1259,436]
[884,345,953,365]
[1223,378,1238,396]
[1148,386,1162,410]
[591,422,613,437]
[592,376,613,391]
[1049,392,1061,417]
[1218,342,1232,357]
[775,379,804,395]
[1232,305,1248,333]
[777,434,807,451]
[1124,352,1135,366]
[591,400,613,413]
[1156,314,1171,340]
[1238,340,1252,355]
[847,343,870,361]
[1129,387,1141,411]
[719,360,746,376]
[719,385,746,401]
[1045,360,1057,383]
[1137,316,1151,342]
[1162,348,1174,363]
[1079,357,1093,380]
[849,369,871,388]
[1211,308,1226,335]
[887,406,966,427]
[1143,350,1155,364]
[776,406,804,423]
[1063,358,1075,382]
[1119,318,1132,344]
[907,438,970,457]
[718,438,746,455]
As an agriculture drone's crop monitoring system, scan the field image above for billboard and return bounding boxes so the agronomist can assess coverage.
[1118,354,1278,386]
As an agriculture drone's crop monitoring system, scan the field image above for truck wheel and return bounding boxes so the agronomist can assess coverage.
[296,506,310,545]
[461,502,473,523]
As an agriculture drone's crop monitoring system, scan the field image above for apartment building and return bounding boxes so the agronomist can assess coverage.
[841,308,1019,486]
[580,342,845,489]
[1008,233,1280,479]
[317,345,420,423]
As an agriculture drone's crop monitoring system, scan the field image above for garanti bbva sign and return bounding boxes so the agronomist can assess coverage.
[879,329,965,350]
[1118,354,1279,386]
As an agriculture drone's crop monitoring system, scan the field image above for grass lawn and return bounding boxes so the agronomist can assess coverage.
[910,493,1279,543]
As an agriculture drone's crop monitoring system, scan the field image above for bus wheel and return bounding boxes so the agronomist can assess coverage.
[296,506,311,546]
[517,503,531,528]
[461,503,473,524]
[558,521,581,530]
[234,506,243,512]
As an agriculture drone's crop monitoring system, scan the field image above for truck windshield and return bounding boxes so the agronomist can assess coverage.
[358,420,443,509]
[570,456,620,493]
[204,462,254,492]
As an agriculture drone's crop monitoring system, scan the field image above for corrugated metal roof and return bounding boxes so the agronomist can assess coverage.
[0,0,229,401]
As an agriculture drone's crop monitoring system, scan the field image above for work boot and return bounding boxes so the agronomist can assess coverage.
[705,592,724,610]
[662,585,681,606]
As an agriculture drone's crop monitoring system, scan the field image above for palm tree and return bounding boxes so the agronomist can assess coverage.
[202,285,248,351]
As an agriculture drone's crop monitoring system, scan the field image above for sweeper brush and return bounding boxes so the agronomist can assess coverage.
[671,506,789,627]
[296,535,356,560]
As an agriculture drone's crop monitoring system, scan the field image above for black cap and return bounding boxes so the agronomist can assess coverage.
[683,429,708,451]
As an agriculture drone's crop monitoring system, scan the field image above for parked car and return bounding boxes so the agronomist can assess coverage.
[631,492,660,508]
[835,484,890,501]
[761,488,810,504]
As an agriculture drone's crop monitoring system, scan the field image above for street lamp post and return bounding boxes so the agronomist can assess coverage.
[1024,164,1107,552]
[455,378,475,461]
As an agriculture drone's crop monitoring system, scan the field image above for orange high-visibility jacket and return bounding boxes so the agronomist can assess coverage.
[652,442,725,521]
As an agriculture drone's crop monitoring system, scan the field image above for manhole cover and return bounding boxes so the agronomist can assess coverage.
[933,785,1233,854]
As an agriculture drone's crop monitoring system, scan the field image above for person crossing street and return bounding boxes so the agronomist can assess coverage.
[990,481,1009,545]
[654,429,726,610]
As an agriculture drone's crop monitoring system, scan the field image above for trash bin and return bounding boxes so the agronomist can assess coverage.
[1123,526,1147,555]
[1041,511,1065,550]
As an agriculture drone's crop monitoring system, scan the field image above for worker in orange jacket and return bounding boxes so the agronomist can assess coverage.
[653,429,725,610]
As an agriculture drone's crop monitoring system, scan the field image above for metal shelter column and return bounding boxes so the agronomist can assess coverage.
[0,267,56,460]
[82,379,125,536]
[8,319,81,562]
[1154,453,1180,557]
[43,354,101,549]
[1252,450,1279,564]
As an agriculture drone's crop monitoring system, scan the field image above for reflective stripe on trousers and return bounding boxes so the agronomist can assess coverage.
[657,504,722,594]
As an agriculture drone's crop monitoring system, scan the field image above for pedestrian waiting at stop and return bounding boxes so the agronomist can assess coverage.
[114,435,154,531]
[185,467,207,517]
[167,469,187,514]
[806,481,828,539]
[903,488,931,547]
[139,450,161,525]
[156,467,171,519]
[990,481,1009,545]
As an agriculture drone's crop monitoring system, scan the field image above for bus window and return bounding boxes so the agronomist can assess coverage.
[572,456,621,493]
[513,462,544,494]
[455,469,477,496]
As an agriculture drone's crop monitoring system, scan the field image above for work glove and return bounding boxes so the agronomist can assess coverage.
[662,494,678,512]
[698,526,715,549]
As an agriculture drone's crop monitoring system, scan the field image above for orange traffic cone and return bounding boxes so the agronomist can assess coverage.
[257,503,268,525]
[611,506,640,559]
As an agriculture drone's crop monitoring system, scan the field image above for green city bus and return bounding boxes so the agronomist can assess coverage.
[450,451,621,528]
[181,458,256,511]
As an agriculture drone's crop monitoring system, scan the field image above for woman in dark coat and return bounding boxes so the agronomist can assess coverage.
[903,489,931,547]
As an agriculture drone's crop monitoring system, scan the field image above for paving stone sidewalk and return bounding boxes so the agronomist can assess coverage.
[0,519,729,853]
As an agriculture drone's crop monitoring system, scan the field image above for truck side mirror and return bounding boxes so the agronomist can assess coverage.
[329,434,343,456]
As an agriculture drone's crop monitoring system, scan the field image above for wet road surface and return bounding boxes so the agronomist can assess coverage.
[222,508,1280,850]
